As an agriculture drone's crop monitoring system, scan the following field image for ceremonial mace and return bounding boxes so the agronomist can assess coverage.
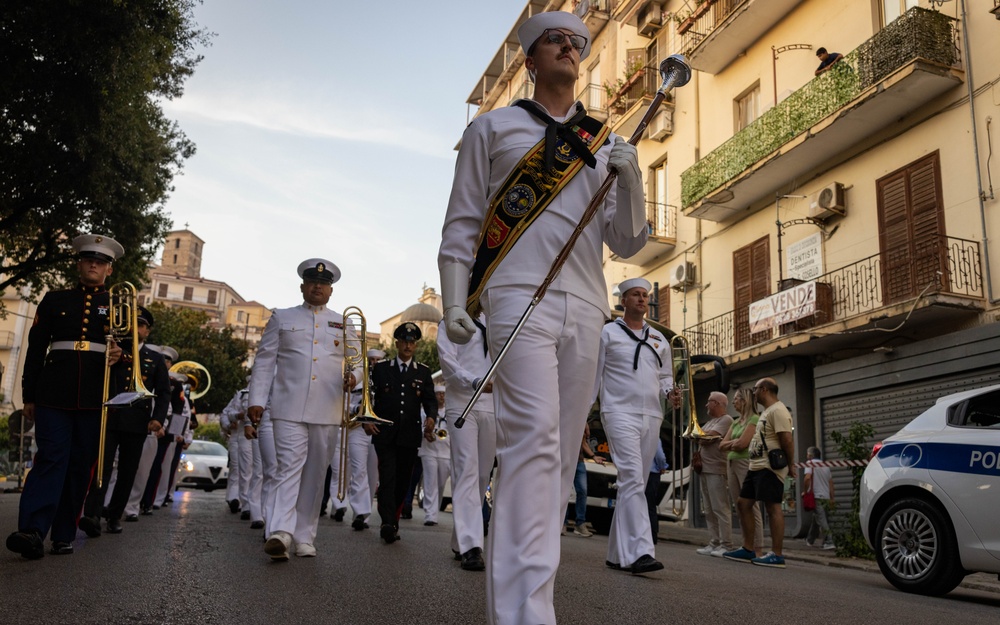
[455,55,692,428]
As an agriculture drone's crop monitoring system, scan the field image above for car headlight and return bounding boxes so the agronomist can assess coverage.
[185,461,195,472]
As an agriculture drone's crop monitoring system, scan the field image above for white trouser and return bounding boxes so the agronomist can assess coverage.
[123,436,157,515]
[420,454,450,524]
[326,425,347,512]
[236,426,253,508]
[483,286,604,625]
[257,416,277,536]
[152,441,177,507]
[225,434,241,502]
[347,426,377,517]
[449,406,496,555]
[701,471,732,548]
[247,437,263,522]
[602,412,662,567]
[268,419,336,546]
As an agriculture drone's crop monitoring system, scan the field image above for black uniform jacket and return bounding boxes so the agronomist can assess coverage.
[371,359,437,448]
[107,342,171,434]
[22,284,112,410]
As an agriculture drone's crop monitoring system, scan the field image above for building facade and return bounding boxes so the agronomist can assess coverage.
[0,284,39,415]
[468,0,1000,535]
[379,286,443,348]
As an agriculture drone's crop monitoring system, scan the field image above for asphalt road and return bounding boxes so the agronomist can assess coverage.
[2,488,998,625]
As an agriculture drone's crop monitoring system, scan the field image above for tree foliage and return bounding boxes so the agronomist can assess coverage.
[0,1,210,297]
[381,339,440,373]
[146,303,249,415]
[830,420,877,559]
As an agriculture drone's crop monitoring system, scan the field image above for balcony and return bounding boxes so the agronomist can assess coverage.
[511,78,533,103]
[611,201,677,266]
[0,330,14,349]
[576,83,609,122]
[680,0,806,74]
[573,0,613,37]
[681,7,962,222]
[682,235,983,362]
[609,65,673,139]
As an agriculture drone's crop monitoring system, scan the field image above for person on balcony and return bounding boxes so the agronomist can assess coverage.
[814,47,844,76]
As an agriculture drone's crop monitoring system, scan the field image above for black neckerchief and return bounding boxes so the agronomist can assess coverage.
[472,318,488,358]
[615,319,662,370]
[514,100,597,172]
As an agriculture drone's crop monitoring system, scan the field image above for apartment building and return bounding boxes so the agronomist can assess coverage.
[467,0,999,533]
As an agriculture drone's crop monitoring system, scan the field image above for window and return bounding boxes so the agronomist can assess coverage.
[648,281,668,326]
[588,60,602,109]
[948,391,1000,428]
[174,238,180,249]
[882,0,918,25]
[733,236,772,350]
[183,286,193,301]
[157,283,168,298]
[173,254,178,264]
[208,290,217,305]
[237,311,245,323]
[735,83,761,132]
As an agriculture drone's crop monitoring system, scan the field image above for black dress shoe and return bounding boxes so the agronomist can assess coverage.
[423,520,437,526]
[605,560,623,571]
[240,510,251,521]
[6,531,44,560]
[78,516,102,538]
[250,520,265,530]
[332,508,346,522]
[380,524,397,544]
[461,547,486,571]
[125,514,139,522]
[140,506,153,516]
[228,499,240,514]
[630,554,664,575]
[106,519,123,534]
[400,511,412,520]
[351,516,367,531]
[163,495,173,503]
[50,541,74,555]
[453,549,462,561]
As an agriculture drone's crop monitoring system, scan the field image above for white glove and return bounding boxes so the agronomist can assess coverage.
[608,136,642,192]
[440,261,476,344]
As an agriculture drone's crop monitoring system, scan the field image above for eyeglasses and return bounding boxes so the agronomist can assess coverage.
[541,29,587,53]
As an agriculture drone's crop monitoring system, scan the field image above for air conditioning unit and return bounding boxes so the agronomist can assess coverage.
[637,4,664,37]
[808,182,847,220]
[647,108,674,141]
[670,261,696,289]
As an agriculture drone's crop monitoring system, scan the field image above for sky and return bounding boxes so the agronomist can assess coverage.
[160,0,528,324]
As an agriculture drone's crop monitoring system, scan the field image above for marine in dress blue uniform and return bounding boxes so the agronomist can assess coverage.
[6,234,124,558]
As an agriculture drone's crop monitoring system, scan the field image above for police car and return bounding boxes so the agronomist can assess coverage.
[860,384,1000,595]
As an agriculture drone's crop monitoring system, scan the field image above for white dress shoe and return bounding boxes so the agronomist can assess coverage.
[295,543,317,557]
[264,531,292,560]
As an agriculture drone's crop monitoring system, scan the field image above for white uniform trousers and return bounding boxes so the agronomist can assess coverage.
[152,440,177,507]
[326,425,347,513]
[124,434,159,516]
[236,427,253,509]
[257,415,278,536]
[268,419,336,546]
[602,412,662,567]
[347,426,377,518]
[482,286,604,625]
[247,437,264,522]
[420,454,450,524]
[449,407,496,555]
[225,434,241,503]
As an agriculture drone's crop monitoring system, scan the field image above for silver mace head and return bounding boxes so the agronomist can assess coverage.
[658,54,692,91]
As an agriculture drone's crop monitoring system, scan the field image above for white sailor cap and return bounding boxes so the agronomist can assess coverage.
[517,11,592,61]
[72,234,124,263]
[434,385,446,394]
[169,371,188,383]
[146,344,161,354]
[297,258,340,284]
[618,277,652,298]
[367,348,385,359]
[160,346,179,362]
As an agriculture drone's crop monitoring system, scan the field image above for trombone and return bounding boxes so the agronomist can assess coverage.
[98,282,153,487]
[337,307,392,500]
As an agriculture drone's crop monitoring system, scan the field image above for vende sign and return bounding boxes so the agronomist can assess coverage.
[749,281,818,333]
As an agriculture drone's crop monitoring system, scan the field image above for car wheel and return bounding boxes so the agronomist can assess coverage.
[874,497,965,596]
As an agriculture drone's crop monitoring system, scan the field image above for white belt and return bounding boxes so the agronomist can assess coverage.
[50,340,107,353]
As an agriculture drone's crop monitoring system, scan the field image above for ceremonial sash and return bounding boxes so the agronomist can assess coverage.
[466,112,611,317]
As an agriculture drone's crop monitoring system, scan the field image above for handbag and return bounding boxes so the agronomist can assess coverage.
[691,450,703,474]
[760,420,789,471]
[802,490,816,511]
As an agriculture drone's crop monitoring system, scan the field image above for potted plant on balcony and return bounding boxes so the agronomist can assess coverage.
[674,10,694,34]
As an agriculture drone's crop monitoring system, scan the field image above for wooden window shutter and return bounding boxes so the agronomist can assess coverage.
[734,236,772,350]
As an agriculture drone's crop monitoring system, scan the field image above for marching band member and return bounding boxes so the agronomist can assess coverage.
[247,259,356,560]
[417,386,451,527]
[438,11,648,623]
[436,315,495,571]
[7,234,124,558]
[138,345,184,515]
[345,348,383,531]
[221,385,252,516]
[594,278,674,574]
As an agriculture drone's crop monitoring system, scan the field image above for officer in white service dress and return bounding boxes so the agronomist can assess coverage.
[436,315,495,571]
[247,259,356,560]
[594,278,673,574]
[438,11,648,625]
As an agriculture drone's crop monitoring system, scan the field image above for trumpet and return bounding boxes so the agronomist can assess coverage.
[337,307,392,500]
[98,282,154,488]
[170,360,212,400]
[435,428,448,440]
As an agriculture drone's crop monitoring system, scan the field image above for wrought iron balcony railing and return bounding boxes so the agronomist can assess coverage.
[646,201,677,239]
[681,7,959,208]
[682,235,982,358]
[678,0,742,52]
[608,65,671,115]
[576,83,608,115]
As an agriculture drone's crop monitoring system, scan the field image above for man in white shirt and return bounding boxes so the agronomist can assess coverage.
[594,278,673,574]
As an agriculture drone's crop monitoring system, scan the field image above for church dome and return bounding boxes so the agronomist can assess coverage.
[401,302,442,324]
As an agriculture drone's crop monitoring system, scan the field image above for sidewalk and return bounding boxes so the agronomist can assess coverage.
[660,521,1000,595]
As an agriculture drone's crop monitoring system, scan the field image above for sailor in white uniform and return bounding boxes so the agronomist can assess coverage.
[221,387,252,516]
[417,386,451,527]
[594,278,673,574]
[436,315,495,571]
[438,11,648,624]
[344,348,383,530]
[247,258,356,560]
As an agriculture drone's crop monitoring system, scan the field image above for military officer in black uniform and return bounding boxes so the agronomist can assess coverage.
[6,234,124,559]
[81,306,170,535]
[366,322,438,544]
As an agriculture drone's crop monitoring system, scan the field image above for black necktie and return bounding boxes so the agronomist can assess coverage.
[616,320,662,371]
[514,100,598,172]
[472,318,489,358]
